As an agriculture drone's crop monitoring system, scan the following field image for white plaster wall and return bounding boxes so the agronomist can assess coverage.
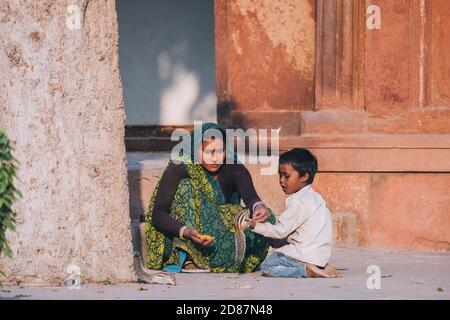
[117,0,217,125]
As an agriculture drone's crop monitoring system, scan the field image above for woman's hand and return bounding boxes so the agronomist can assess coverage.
[252,203,270,223]
[183,228,215,246]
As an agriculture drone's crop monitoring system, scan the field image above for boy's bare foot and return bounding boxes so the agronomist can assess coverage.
[324,264,343,278]
[305,263,330,278]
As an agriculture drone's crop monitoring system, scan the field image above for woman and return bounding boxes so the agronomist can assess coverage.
[144,123,274,273]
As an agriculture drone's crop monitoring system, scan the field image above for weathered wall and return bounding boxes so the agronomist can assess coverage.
[216,0,315,134]
[215,0,450,251]
[0,0,135,285]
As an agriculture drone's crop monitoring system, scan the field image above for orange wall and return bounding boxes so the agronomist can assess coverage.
[215,0,450,251]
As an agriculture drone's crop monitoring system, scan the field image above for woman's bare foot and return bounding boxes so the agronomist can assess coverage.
[324,264,342,278]
[183,261,199,270]
[182,260,211,273]
[305,263,330,278]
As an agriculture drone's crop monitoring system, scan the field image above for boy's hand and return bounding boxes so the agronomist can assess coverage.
[253,204,270,223]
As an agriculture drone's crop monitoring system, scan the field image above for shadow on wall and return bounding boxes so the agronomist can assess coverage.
[117,0,217,126]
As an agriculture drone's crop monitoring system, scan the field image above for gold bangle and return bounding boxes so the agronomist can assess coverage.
[179,226,187,240]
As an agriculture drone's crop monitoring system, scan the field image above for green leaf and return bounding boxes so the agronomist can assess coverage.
[0,130,19,263]
[2,244,13,258]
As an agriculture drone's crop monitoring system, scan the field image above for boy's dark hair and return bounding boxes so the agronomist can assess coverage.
[279,148,318,184]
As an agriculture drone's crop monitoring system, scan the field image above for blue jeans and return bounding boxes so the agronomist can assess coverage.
[261,251,306,278]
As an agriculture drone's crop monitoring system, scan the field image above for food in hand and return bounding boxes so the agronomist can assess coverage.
[198,234,213,241]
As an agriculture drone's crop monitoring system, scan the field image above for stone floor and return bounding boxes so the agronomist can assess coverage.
[1,249,449,300]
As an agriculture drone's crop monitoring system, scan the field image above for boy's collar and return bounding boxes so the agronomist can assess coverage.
[295,184,311,194]
[286,184,311,200]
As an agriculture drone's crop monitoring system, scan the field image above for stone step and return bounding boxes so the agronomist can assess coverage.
[125,136,178,152]
[127,152,358,257]
[124,125,193,152]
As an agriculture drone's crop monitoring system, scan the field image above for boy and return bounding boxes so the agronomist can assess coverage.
[249,148,341,278]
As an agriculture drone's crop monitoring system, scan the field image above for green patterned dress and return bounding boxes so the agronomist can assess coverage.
[144,157,275,273]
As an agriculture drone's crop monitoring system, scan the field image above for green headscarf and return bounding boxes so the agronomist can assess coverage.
[184,122,237,164]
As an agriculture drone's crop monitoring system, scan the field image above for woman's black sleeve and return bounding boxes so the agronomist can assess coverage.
[233,164,262,212]
[151,161,188,237]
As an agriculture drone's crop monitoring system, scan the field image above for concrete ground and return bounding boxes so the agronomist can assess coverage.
[1,249,449,300]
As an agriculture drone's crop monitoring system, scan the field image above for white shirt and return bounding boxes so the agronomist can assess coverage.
[252,185,332,267]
